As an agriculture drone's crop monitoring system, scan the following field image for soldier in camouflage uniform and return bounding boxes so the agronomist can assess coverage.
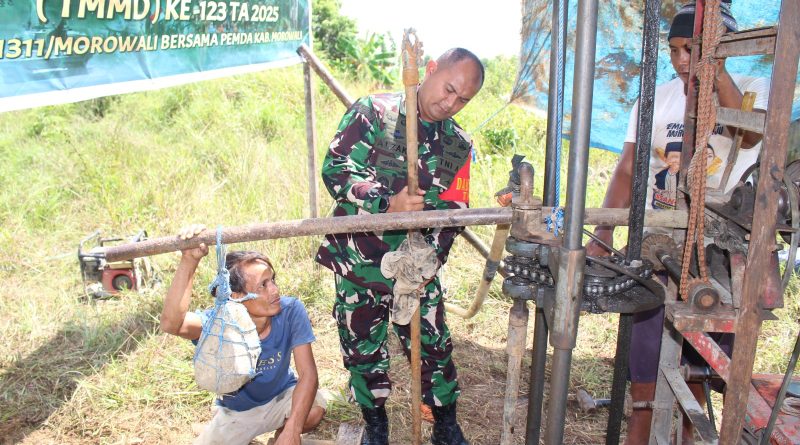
[316,48,484,445]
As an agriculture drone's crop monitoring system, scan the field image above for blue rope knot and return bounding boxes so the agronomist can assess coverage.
[208,226,258,304]
[545,207,565,238]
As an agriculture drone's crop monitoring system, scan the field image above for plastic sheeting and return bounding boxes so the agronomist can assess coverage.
[512,0,800,153]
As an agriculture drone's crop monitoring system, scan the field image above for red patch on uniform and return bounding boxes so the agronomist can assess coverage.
[438,156,470,203]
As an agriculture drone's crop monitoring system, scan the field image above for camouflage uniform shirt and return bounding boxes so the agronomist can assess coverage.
[315,92,473,293]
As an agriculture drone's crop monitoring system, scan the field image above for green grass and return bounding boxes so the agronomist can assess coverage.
[0,56,797,444]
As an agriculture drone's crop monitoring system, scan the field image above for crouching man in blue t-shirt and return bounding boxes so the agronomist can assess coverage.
[160,224,326,445]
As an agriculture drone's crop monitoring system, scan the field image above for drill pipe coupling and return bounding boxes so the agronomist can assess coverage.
[502,276,537,301]
[510,162,557,244]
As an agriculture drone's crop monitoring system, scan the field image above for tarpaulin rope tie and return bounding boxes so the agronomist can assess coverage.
[474,102,511,161]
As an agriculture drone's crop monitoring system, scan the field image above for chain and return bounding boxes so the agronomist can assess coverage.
[680,0,723,297]
[502,254,653,301]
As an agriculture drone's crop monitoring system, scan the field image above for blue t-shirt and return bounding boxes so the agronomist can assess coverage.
[194,296,315,412]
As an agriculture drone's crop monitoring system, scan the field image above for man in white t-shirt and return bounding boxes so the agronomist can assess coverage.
[585,2,769,443]
[623,65,768,210]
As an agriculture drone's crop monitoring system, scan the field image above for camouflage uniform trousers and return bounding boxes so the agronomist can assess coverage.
[333,274,460,409]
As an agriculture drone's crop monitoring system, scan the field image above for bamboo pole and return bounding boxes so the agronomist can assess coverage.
[402,28,423,445]
[501,299,529,444]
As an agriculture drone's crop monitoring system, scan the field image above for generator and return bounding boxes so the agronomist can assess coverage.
[78,230,154,298]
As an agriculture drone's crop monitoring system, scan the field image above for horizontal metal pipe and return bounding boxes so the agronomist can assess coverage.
[105,207,689,261]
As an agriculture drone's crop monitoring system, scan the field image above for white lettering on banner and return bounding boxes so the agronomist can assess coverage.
[270,30,302,41]
[104,0,150,19]
[46,35,158,57]
[165,0,191,20]
[35,0,280,24]
[36,0,153,23]
[0,29,300,60]
[106,0,132,19]
[77,0,104,18]
[160,33,223,50]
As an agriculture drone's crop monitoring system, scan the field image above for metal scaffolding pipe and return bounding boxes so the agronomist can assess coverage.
[545,248,588,445]
[606,0,662,442]
[524,308,549,444]
[561,0,597,252]
[104,207,687,261]
[627,0,661,261]
[545,0,599,442]
[527,0,567,440]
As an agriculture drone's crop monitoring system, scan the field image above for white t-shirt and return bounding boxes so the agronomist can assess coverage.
[625,75,770,210]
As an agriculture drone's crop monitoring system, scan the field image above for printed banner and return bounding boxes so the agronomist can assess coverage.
[0,0,310,112]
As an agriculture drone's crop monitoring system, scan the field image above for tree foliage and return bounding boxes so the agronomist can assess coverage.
[312,0,398,87]
[333,32,397,87]
[311,0,357,63]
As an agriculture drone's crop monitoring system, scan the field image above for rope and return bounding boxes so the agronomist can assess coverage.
[473,102,511,134]
[207,226,258,304]
[544,0,566,238]
[554,0,565,210]
[546,207,565,237]
[680,0,722,297]
[193,226,260,394]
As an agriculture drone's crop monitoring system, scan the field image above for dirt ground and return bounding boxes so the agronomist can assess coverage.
[284,307,614,445]
[6,291,620,445]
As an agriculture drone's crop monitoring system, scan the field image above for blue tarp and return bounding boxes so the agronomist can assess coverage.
[512,0,800,153]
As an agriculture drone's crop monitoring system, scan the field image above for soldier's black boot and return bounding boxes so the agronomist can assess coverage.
[431,403,469,445]
[360,405,389,445]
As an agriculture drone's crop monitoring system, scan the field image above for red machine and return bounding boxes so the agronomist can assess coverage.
[78,230,154,298]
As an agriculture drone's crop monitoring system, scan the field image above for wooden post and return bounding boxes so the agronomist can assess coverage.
[303,60,319,218]
[718,91,756,192]
[719,2,800,442]
[500,299,529,445]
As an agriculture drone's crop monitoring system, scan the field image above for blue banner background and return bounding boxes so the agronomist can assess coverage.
[0,0,309,111]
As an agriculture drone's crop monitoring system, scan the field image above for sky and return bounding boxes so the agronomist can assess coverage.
[338,0,521,59]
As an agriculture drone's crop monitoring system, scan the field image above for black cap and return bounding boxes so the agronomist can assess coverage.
[668,1,738,41]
